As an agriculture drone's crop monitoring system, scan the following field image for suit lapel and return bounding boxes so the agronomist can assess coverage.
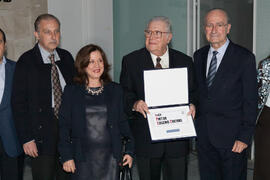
[169,48,174,68]
[201,48,209,82]
[104,83,113,124]
[142,48,155,70]
[77,85,86,121]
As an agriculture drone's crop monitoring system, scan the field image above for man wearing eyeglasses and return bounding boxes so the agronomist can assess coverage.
[120,16,196,180]
[193,8,257,180]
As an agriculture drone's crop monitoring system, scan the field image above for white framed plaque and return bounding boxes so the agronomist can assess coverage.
[144,68,196,141]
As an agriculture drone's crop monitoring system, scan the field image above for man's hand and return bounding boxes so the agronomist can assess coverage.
[188,103,196,119]
[23,141,38,158]
[133,100,150,118]
[122,154,133,168]
[63,159,76,173]
[232,140,248,153]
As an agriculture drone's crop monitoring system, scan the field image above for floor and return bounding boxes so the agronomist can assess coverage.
[22,151,254,180]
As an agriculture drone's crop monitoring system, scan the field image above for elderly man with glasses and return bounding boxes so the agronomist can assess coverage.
[120,16,196,180]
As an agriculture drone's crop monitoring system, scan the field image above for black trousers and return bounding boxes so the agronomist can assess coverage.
[0,139,21,180]
[31,155,70,180]
[136,156,187,180]
[197,142,247,180]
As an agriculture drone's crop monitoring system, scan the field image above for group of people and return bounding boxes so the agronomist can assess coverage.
[0,7,268,180]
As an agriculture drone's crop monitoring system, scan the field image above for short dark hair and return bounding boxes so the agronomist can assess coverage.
[0,28,6,43]
[34,13,60,32]
[73,44,112,85]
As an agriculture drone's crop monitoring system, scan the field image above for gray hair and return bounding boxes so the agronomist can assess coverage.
[146,16,172,33]
[34,13,61,32]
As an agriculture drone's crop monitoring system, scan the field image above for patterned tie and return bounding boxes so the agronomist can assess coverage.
[49,54,62,118]
[206,51,218,88]
[155,57,162,69]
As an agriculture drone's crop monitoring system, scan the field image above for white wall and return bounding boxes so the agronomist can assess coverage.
[48,0,114,77]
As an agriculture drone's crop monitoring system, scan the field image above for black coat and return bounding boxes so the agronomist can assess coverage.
[58,82,134,163]
[120,47,196,158]
[193,41,257,148]
[11,44,75,155]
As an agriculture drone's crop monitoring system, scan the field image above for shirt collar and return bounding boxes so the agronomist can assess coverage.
[209,38,230,55]
[1,56,7,65]
[38,44,60,64]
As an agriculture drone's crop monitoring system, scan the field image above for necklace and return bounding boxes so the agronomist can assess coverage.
[85,85,104,95]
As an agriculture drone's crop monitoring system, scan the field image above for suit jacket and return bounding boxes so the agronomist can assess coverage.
[11,44,75,156]
[193,41,257,148]
[120,47,196,158]
[0,59,22,157]
[58,82,134,163]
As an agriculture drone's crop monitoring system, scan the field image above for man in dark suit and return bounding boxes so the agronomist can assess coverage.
[120,16,196,180]
[193,9,257,180]
[11,14,74,180]
[0,28,23,180]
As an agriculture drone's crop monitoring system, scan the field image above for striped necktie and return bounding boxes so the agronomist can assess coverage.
[206,51,218,88]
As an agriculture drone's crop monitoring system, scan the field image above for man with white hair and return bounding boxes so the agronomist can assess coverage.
[120,16,196,180]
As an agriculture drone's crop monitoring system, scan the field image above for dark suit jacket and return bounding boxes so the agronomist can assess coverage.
[58,82,134,163]
[0,59,22,157]
[120,47,196,158]
[11,44,75,155]
[193,41,257,148]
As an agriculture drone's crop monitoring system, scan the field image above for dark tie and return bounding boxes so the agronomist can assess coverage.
[206,51,218,87]
[49,54,62,118]
[155,57,162,69]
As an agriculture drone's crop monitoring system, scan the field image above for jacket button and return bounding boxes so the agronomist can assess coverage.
[38,125,42,130]
[110,125,113,128]
[39,108,42,112]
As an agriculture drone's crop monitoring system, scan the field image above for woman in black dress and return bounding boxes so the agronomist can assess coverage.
[58,44,134,180]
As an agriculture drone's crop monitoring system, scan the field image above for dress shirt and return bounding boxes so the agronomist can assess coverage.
[206,39,230,76]
[38,44,66,107]
[0,56,6,104]
[150,46,169,68]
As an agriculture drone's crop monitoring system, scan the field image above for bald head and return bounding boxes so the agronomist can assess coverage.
[204,8,230,25]
[204,8,231,49]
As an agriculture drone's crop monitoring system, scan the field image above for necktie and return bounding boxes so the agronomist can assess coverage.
[206,51,218,88]
[155,57,162,69]
[49,54,62,118]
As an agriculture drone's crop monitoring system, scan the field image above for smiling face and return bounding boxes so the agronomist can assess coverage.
[34,19,60,53]
[204,9,231,49]
[85,50,104,82]
[145,20,172,56]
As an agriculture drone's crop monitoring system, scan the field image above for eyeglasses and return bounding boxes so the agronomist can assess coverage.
[205,23,228,29]
[144,30,170,38]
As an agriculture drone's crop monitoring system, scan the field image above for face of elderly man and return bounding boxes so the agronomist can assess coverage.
[34,18,60,53]
[204,9,231,49]
[145,20,172,56]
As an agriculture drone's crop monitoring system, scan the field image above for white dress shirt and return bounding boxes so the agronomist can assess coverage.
[150,47,169,68]
[0,56,6,104]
